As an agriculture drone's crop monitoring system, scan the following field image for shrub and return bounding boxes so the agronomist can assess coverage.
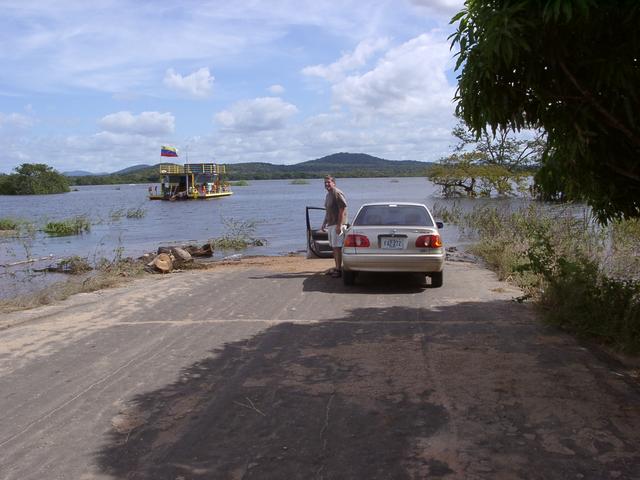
[57,256,93,274]
[438,203,640,353]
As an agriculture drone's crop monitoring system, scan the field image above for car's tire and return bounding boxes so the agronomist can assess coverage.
[343,270,356,286]
[429,271,443,288]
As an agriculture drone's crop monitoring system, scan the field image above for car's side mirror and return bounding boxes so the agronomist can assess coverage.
[436,221,444,229]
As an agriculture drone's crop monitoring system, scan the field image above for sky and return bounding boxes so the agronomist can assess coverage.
[0,0,465,174]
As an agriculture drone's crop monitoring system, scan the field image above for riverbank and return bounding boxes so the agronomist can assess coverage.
[0,252,302,315]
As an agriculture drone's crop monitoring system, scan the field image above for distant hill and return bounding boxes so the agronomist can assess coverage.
[112,164,152,175]
[292,152,430,175]
[63,170,108,176]
[223,153,433,180]
[67,153,434,185]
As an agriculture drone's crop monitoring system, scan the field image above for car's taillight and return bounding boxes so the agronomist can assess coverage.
[415,234,442,248]
[345,234,370,247]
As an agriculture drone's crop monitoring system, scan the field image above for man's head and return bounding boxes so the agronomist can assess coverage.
[324,175,336,191]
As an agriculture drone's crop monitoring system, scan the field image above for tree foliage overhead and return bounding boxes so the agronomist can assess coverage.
[451,0,640,221]
[428,119,544,197]
[0,163,70,195]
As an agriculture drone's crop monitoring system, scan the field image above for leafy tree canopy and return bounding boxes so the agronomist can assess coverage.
[451,0,640,221]
[0,163,70,195]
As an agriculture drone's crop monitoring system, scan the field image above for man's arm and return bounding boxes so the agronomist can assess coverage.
[336,207,345,233]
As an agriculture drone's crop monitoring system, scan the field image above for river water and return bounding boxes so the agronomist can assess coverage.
[0,177,534,299]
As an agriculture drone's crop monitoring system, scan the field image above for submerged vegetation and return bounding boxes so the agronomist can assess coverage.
[210,217,265,251]
[108,207,147,220]
[43,216,91,236]
[434,203,640,353]
[0,218,19,231]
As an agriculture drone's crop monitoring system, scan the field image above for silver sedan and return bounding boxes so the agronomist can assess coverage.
[341,202,445,287]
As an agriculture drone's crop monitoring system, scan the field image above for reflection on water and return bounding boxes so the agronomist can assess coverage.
[0,177,537,299]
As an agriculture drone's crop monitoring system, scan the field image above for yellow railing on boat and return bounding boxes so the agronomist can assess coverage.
[159,163,226,175]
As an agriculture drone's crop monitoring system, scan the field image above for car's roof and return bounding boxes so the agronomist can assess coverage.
[358,202,428,207]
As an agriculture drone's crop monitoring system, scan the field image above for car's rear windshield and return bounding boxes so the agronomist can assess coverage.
[353,205,433,226]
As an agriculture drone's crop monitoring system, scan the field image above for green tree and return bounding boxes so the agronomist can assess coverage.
[450,0,640,221]
[428,120,544,197]
[0,163,70,195]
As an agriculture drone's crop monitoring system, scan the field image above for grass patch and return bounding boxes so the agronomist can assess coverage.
[43,216,91,236]
[229,180,249,187]
[438,203,640,354]
[290,179,309,185]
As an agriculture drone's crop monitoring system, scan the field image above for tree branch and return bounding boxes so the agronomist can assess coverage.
[559,60,640,149]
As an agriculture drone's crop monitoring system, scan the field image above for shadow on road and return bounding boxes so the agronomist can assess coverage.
[250,270,429,294]
[96,302,640,479]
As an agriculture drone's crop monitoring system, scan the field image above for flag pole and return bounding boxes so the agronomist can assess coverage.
[185,145,189,195]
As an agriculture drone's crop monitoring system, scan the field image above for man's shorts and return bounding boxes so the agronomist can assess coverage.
[327,224,346,248]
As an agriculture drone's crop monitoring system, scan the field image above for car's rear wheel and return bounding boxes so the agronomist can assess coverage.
[429,271,443,288]
[343,270,356,285]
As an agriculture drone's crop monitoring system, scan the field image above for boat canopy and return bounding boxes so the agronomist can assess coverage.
[159,163,227,175]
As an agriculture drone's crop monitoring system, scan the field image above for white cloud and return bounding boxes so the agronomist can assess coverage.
[164,68,214,97]
[331,33,456,119]
[0,2,463,173]
[215,97,298,132]
[302,37,389,82]
[0,112,33,129]
[410,0,465,16]
[99,111,175,136]
[268,84,285,94]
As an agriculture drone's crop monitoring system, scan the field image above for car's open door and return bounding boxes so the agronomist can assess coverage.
[305,206,333,258]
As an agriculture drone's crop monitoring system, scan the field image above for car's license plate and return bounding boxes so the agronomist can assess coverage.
[381,238,404,249]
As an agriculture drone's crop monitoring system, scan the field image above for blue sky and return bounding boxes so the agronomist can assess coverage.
[0,0,465,174]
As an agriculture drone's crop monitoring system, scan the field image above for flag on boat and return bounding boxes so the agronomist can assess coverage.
[161,146,178,157]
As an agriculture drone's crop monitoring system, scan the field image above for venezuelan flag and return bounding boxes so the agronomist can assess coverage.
[161,146,178,157]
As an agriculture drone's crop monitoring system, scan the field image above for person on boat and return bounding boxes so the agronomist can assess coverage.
[321,175,348,278]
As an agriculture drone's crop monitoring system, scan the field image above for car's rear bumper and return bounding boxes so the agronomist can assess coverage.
[342,252,444,273]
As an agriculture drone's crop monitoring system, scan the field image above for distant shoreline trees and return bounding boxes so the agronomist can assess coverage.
[0,163,70,195]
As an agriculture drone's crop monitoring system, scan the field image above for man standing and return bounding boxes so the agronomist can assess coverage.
[321,175,348,278]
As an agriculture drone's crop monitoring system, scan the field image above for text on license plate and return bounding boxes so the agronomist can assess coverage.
[381,238,404,249]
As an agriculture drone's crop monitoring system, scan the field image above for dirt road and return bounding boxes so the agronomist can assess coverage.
[1,256,639,479]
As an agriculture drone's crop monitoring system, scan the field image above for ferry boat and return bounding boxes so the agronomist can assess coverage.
[149,163,233,201]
